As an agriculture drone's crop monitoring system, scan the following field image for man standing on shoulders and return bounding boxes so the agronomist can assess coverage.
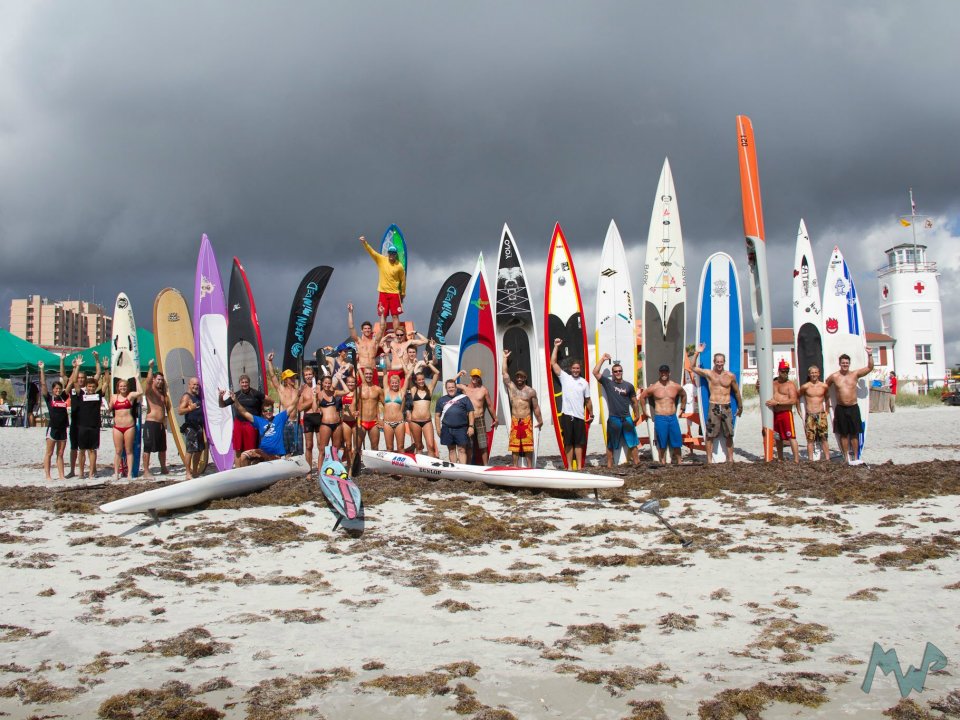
[826,348,873,465]
[689,344,743,464]
[218,373,265,465]
[435,379,475,464]
[799,365,831,463]
[501,349,543,467]
[177,377,206,480]
[455,368,498,465]
[550,338,592,470]
[644,364,686,466]
[767,360,801,464]
[360,235,406,335]
[142,360,170,477]
[592,353,641,468]
[348,303,386,385]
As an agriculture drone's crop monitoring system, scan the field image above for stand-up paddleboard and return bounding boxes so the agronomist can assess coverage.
[429,271,472,363]
[822,246,869,459]
[792,220,824,384]
[100,456,310,514]
[362,450,622,490]
[696,253,743,463]
[195,234,234,472]
[227,257,266,393]
[544,223,589,469]
[458,254,498,461]
[281,266,334,375]
[319,446,364,533]
[642,159,686,462]
[736,115,775,462]
[111,293,142,477]
[595,220,637,465]
[495,224,540,466]
[154,288,208,474]
[381,224,408,273]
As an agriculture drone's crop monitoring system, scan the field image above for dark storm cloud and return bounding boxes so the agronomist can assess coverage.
[1,1,958,359]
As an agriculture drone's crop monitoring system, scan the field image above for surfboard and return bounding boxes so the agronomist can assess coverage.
[154,288,208,474]
[821,246,869,459]
[792,219,824,383]
[736,115,775,462]
[111,292,142,477]
[362,450,622,490]
[642,159,686,462]
[595,220,637,465]
[318,446,364,533]
[495,224,540,466]
[696,253,743,463]
[99,456,310,514]
[194,234,234,472]
[458,254,498,461]
[381,224,408,273]
[227,257,266,394]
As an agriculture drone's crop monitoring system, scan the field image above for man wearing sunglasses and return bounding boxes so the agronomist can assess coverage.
[593,353,641,468]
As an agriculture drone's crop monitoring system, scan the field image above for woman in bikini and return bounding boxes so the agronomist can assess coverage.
[110,376,143,480]
[337,372,358,469]
[382,371,410,452]
[315,373,345,455]
[405,360,440,457]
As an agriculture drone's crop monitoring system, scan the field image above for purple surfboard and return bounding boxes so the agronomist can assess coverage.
[194,234,234,472]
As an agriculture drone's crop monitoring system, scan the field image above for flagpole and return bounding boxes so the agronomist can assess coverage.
[909,187,919,271]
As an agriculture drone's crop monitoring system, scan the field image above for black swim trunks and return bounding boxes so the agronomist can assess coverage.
[833,403,862,438]
[142,420,167,453]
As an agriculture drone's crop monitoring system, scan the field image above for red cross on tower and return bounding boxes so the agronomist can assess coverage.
[914,281,925,294]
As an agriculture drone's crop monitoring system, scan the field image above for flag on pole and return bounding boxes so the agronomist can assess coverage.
[900,218,911,227]
[924,219,933,229]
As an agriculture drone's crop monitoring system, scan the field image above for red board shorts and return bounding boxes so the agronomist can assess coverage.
[378,292,403,317]
[773,409,796,441]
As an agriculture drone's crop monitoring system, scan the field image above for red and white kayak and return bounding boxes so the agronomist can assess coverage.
[362,450,622,490]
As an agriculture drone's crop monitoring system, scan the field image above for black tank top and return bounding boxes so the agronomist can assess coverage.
[185,393,204,426]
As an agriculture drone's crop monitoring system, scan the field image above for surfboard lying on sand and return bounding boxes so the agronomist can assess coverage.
[696,252,743,463]
[458,254,498,460]
[99,455,310,514]
[362,450,622,490]
[111,292,142,477]
[792,219,824,383]
[318,446,364,532]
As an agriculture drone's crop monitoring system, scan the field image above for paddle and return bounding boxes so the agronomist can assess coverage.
[350,350,362,478]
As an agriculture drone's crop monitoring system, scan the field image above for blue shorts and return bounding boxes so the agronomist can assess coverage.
[654,414,683,449]
[441,425,469,448]
[606,416,638,451]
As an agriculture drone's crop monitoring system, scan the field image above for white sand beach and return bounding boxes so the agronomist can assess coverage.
[1,405,958,719]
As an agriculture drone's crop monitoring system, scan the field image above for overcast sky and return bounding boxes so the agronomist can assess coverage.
[2,1,958,369]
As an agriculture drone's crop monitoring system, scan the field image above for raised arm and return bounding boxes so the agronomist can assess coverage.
[592,352,610,381]
[265,351,283,396]
[178,392,195,415]
[224,389,253,422]
[92,351,102,382]
[689,343,710,378]
[855,346,875,378]
[347,303,359,344]
[64,357,81,394]
[550,338,563,376]
[501,350,517,392]
[38,361,49,398]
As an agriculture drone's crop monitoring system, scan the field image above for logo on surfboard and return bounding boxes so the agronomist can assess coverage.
[471,299,489,311]
[826,318,839,334]
[834,278,850,297]
[712,279,728,298]
[200,276,215,299]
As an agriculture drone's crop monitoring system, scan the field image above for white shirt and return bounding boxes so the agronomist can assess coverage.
[558,369,590,420]
[682,382,696,415]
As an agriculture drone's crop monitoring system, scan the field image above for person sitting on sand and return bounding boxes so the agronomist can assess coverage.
[109,376,143,480]
[550,338,592,470]
[767,360,801,464]
[360,235,406,335]
[142,360,170,478]
[225,392,290,467]
[689,344,743,464]
[825,347,873,465]
[799,365,831,463]
[435,379,475,464]
[501,349,543,467]
[177,377,206,480]
[644,364,686,467]
[38,360,69,481]
[593,352,641,468]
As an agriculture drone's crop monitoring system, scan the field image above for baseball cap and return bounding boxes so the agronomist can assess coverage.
[280,369,297,380]
[778,360,790,372]
[658,364,670,373]
[470,368,482,377]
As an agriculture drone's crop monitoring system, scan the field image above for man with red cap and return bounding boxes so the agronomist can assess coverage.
[767,359,801,463]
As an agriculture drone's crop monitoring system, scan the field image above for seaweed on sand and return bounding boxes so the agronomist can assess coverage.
[697,679,830,719]
[556,662,682,695]
[243,668,353,720]
[128,627,230,661]
[0,677,87,704]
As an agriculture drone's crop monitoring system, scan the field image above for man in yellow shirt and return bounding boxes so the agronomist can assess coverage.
[360,235,406,334]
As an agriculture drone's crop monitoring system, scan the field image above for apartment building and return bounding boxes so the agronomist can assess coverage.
[8,296,112,350]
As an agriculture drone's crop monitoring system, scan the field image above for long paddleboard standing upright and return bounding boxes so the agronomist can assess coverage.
[228,257,266,394]
[736,115,775,462]
[544,223,589,469]
[429,271,472,363]
[111,292,142,477]
[194,234,234,472]
[458,254,498,463]
[154,288,207,474]
[642,159,686,462]
[281,266,333,375]
[696,253,743,463]
[792,220,824,384]
[595,220,636,465]
[495,224,540,466]
[821,246,869,459]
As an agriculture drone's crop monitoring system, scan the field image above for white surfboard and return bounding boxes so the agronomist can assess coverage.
[111,292,142,476]
[793,219,824,383]
[198,314,234,458]
[642,159,686,461]
[595,220,637,465]
[821,246,869,459]
[695,253,743,463]
[100,456,310,514]
[362,450,622,490]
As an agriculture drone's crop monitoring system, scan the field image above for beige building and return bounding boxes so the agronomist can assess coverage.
[8,296,112,350]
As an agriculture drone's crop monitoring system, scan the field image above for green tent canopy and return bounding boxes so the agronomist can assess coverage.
[64,328,156,374]
[0,329,63,377]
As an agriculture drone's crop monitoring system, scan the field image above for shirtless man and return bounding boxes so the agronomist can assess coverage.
[389,327,428,377]
[456,368,498,465]
[266,352,304,458]
[644,364,686,466]
[348,303,386,381]
[360,235,406,334]
[141,359,169,477]
[299,364,323,472]
[767,360,801,464]
[798,365,831,463]
[825,348,873,464]
[501,349,544,466]
[690,344,743,464]
[357,366,385,450]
